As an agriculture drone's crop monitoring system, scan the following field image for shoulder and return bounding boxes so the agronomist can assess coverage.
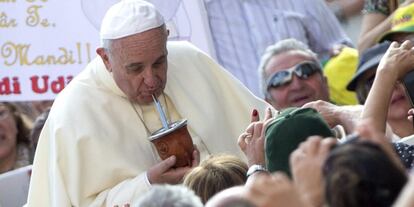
[393,142,414,169]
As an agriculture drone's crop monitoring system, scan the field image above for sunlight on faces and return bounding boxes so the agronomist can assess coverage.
[99,27,169,105]
[0,104,18,161]
[265,51,329,110]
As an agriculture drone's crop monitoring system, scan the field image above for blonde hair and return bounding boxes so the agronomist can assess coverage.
[183,154,248,204]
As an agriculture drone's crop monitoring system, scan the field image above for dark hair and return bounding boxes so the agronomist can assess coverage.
[3,103,31,146]
[30,108,50,150]
[323,141,407,207]
[183,154,248,204]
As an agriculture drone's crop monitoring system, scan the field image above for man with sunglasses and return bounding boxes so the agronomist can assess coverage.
[258,39,330,110]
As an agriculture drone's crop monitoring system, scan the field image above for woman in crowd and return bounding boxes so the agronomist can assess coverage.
[0,102,33,173]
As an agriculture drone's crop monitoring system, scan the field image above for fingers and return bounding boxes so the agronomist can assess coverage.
[252,122,263,140]
[158,156,177,172]
[251,109,260,122]
[408,109,414,120]
[390,41,400,48]
[290,147,306,166]
[302,136,322,155]
[191,145,200,167]
[290,136,337,165]
[301,102,314,109]
[264,107,273,121]
[400,40,413,50]
[147,156,177,184]
[319,138,338,156]
[238,133,248,150]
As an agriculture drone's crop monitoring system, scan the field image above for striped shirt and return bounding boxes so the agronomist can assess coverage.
[204,0,352,96]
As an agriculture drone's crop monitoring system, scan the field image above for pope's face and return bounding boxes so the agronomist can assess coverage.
[98,27,168,105]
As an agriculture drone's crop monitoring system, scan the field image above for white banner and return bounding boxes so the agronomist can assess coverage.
[0,0,214,101]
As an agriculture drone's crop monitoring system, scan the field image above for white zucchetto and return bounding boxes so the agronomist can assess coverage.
[100,0,165,46]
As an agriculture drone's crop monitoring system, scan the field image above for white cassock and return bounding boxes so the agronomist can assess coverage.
[26,41,270,206]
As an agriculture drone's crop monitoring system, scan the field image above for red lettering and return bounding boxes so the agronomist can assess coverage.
[0,77,21,95]
[0,77,11,95]
[51,76,65,94]
[66,75,73,84]
[12,77,21,94]
[30,75,49,94]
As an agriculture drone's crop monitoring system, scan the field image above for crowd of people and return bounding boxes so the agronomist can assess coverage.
[3,0,414,206]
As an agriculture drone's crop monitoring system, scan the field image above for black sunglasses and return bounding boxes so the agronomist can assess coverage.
[266,61,322,89]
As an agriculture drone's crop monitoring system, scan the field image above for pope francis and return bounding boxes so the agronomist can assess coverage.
[26,0,269,206]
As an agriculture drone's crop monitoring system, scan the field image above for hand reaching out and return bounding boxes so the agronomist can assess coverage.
[290,136,337,207]
[238,107,274,166]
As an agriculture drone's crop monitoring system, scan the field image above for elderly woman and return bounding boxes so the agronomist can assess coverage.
[0,102,32,173]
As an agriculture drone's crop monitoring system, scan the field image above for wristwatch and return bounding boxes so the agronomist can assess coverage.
[246,164,268,177]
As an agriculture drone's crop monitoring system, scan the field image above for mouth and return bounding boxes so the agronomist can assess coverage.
[391,94,406,105]
[290,95,312,106]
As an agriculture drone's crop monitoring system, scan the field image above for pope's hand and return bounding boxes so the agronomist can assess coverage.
[147,145,200,184]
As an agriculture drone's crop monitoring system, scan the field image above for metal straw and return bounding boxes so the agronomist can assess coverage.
[152,94,169,129]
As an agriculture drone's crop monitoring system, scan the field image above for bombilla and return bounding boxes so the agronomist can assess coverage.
[152,94,169,130]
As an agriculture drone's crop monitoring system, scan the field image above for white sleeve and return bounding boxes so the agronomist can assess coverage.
[90,172,152,206]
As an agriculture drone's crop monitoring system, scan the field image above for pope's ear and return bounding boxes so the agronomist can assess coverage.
[96,48,112,72]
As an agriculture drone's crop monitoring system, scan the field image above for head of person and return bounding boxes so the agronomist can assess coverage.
[96,0,169,105]
[265,107,334,176]
[0,102,31,173]
[134,184,203,207]
[347,42,411,124]
[258,39,329,110]
[30,108,50,152]
[323,141,407,207]
[205,186,255,207]
[183,154,248,204]
[378,3,414,44]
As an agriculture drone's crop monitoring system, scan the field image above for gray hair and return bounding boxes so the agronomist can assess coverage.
[134,184,203,207]
[258,38,318,97]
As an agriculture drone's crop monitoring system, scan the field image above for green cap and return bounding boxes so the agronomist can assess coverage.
[265,107,334,176]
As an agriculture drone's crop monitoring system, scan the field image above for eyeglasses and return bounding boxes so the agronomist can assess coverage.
[266,61,322,89]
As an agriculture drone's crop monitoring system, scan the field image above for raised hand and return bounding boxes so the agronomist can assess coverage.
[238,107,274,166]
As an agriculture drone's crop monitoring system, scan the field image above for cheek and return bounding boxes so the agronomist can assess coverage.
[268,89,288,102]
[6,119,18,142]
[155,67,168,82]
[0,119,18,153]
[113,71,143,92]
[306,78,326,92]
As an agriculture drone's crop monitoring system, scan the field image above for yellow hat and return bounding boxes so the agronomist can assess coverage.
[323,47,358,105]
[378,3,414,42]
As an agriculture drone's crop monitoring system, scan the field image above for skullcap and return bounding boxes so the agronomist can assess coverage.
[100,0,164,46]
